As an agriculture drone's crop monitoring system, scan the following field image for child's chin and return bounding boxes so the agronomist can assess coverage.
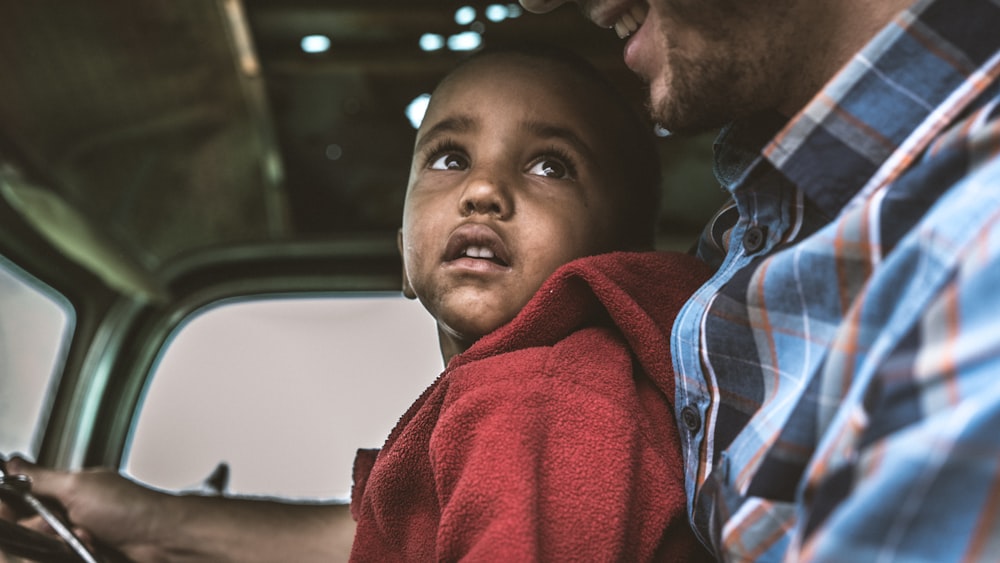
[442,309,515,341]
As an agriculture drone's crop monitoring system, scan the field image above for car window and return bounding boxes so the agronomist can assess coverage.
[124,294,442,501]
[0,256,74,458]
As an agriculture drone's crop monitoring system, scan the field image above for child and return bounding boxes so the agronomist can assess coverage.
[349,45,713,561]
[2,45,712,563]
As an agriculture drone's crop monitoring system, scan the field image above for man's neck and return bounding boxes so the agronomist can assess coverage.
[777,0,915,118]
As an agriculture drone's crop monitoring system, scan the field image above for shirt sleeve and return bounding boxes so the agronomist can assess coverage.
[798,148,1000,561]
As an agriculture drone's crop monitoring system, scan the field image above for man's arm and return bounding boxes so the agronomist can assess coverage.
[4,457,355,562]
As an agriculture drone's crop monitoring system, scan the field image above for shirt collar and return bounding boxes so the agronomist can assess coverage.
[748,0,1000,218]
[712,111,787,192]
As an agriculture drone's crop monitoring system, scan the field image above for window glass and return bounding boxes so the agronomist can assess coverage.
[0,256,74,457]
[124,295,442,501]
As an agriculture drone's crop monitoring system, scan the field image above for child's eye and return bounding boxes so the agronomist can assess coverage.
[429,153,468,170]
[527,157,574,180]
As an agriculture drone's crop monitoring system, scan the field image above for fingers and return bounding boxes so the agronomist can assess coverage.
[1,459,103,560]
[2,457,67,534]
[0,500,16,522]
[3,457,161,558]
[5,455,39,479]
[5,456,75,504]
[0,455,30,523]
[11,513,51,535]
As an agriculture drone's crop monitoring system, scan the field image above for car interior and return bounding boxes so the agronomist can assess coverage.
[0,1,727,560]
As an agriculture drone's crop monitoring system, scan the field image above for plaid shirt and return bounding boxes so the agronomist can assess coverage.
[672,0,1000,560]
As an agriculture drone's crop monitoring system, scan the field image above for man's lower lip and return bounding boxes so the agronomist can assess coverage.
[623,22,646,76]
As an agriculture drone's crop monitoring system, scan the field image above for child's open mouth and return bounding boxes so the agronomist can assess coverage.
[444,224,512,268]
[459,245,509,267]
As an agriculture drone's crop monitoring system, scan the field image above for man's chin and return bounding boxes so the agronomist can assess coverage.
[650,99,730,137]
[646,81,733,136]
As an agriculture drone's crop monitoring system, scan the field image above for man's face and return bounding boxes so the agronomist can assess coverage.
[400,56,623,357]
[521,0,815,133]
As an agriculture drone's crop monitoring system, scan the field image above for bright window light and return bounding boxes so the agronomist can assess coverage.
[486,5,508,22]
[448,31,482,52]
[506,3,523,18]
[454,6,476,25]
[654,124,672,137]
[419,33,445,52]
[406,94,432,129]
[300,34,331,53]
[126,295,441,500]
[0,256,73,458]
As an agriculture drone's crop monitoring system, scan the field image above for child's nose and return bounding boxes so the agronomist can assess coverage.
[458,175,512,219]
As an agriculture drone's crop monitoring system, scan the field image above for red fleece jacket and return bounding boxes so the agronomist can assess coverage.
[350,251,713,562]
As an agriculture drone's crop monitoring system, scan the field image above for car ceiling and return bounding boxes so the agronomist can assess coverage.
[0,0,726,284]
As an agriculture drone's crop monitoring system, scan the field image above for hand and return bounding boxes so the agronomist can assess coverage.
[3,457,356,563]
[4,456,172,561]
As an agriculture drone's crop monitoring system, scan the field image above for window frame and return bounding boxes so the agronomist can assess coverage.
[82,237,407,472]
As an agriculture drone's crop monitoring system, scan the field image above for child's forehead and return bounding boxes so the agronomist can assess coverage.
[433,55,606,111]
[419,52,638,170]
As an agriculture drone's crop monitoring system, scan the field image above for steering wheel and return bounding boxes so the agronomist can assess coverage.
[0,517,86,563]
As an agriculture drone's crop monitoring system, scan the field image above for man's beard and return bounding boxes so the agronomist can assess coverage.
[647,50,774,136]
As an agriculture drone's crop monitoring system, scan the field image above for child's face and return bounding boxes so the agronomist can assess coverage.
[400,55,626,359]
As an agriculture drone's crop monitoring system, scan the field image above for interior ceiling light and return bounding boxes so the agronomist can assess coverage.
[406,94,432,129]
[454,6,476,25]
[486,5,508,22]
[448,31,482,52]
[419,33,445,52]
[300,34,331,53]
[325,144,343,161]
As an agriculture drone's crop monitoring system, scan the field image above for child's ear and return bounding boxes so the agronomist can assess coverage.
[397,229,417,300]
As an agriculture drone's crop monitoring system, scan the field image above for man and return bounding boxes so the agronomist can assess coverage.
[520,0,1000,560]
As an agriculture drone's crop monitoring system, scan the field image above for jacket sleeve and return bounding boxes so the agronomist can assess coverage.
[429,327,707,562]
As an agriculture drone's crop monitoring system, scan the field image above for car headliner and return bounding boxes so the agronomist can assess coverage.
[0,0,725,299]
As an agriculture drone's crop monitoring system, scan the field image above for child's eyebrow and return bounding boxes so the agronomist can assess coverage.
[522,120,598,162]
[415,115,477,151]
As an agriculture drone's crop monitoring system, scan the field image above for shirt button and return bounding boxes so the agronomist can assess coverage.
[742,225,767,254]
[681,405,701,433]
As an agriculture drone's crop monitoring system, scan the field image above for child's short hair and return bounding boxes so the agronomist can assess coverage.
[450,43,663,250]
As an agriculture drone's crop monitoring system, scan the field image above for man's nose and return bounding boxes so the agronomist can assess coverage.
[519,0,571,14]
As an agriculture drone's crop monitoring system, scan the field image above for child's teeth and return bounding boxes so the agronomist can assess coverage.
[465,246,494,259]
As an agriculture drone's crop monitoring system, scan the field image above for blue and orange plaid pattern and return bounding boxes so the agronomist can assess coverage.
[672,0,1000,559]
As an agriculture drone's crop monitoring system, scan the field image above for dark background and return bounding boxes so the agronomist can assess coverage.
[0,0,727,271]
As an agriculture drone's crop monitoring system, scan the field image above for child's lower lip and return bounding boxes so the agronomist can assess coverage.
[444,257,510,273]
